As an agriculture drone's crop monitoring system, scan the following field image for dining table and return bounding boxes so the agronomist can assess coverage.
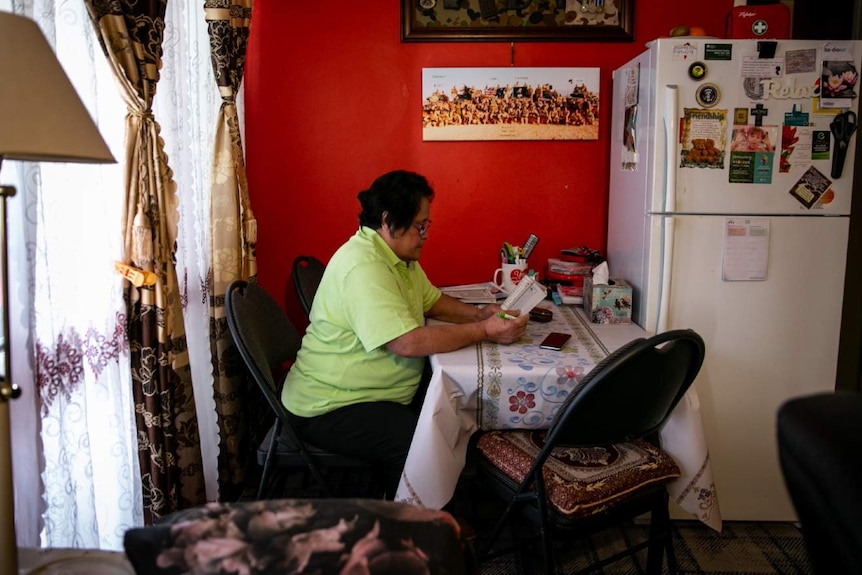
[394,304,723,532]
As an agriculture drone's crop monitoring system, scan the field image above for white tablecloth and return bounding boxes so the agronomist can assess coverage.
[395,305,722,531]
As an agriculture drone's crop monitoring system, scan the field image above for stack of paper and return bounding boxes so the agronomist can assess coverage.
[557,284,583,305]
[440,282,507,304]
[500,275,548,314]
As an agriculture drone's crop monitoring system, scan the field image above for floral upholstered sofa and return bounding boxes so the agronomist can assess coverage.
[123,498,469,575]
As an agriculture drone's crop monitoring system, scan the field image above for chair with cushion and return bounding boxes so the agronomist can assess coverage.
[225,280,374,499]
[292,255,326,317]
[777,391,862,575]
[475,329,706,575]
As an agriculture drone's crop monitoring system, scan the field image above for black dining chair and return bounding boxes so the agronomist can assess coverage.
[475,329,706,575]
[291,255,326,317]
[225,280,375,499]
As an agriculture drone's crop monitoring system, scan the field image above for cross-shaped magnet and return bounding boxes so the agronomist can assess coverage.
[750,104,768,127]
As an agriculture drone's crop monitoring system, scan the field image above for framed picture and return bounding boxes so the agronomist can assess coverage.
[402,0,634,42]
[422,67,600,141]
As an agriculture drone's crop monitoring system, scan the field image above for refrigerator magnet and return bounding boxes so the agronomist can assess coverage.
[696,83,721,108]
[688,61,708,81]
[788,166,832,209]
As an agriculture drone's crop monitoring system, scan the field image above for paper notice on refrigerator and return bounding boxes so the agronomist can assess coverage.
[680,108,727,169]
[820,42,858,109]
[722,218,770,281]
[729,124,778,184]
[779,125,816,174]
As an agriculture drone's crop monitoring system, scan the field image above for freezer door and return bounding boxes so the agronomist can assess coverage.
[665,214,847,520]
[652,38,860,216]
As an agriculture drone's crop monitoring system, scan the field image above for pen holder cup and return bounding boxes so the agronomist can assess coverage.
[493,261,529,293]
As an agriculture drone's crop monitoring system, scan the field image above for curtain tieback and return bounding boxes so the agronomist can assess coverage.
[128,109,155,120]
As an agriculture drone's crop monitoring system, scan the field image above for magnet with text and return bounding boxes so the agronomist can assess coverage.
[784,104,809,127]
[750,103,768,127]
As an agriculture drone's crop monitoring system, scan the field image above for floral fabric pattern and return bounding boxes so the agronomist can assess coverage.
[204,0,258,499]
[86,0,205,522]
[479,306,606,428]
[124,499,467,575]
[477,432,681,520]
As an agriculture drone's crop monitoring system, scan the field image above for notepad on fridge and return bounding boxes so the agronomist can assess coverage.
[500,275,548,314]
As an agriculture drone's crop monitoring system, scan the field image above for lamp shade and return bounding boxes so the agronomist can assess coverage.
[0,11,114,163]
[1,10,117,574]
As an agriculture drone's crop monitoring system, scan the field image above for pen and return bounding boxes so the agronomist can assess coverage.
[502,242,514,263]
[498,311,516,320]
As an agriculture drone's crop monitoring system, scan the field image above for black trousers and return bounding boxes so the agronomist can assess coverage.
[289,401,417,498]
[287,362,431,499]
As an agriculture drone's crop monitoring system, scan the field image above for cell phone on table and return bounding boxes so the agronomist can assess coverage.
[540,332,571,351]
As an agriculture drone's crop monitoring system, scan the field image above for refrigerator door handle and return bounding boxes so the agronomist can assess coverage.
[657,85,679,334]
[658,215,675,334]
[663,85,679,213]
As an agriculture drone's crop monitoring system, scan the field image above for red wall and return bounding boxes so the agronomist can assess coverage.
[244,2,733,327]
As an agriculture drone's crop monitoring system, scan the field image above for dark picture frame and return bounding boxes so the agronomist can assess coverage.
[401,0,634,43]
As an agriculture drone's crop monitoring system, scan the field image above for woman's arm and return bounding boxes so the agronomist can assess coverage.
[387,296,528,358]
[423,293,501,323]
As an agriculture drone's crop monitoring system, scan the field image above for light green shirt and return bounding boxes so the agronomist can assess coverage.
[282,226,442,417]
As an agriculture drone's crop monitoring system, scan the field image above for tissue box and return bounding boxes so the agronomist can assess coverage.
[583,277,632,324]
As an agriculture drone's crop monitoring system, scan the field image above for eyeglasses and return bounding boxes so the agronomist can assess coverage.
[413,219,432,237]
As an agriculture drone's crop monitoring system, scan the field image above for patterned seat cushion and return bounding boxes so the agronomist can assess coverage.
[477,431,681,520]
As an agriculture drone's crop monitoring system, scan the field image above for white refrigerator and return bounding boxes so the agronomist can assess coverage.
[608,38,860,521]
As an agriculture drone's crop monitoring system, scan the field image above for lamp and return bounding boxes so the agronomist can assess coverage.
[0,11,115,574]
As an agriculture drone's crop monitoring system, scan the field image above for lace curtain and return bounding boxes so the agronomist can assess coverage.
[4,0,225,548]
[159,1,224,506]
[2,0,138,549]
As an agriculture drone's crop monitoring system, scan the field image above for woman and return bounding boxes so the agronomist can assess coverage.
[282,170,528,498]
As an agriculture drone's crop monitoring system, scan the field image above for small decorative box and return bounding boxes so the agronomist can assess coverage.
[583,277,633,324]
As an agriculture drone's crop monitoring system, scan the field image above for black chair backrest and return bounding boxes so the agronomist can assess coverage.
[292,255,326,316]
[225,280,303,414]
[546,329,705,448]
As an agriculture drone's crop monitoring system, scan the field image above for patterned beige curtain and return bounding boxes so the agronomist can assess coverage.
[86,0,205,522]
[204,0,258,499]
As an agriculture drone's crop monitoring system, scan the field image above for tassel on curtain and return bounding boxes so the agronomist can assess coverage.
[132,202,154,267]
[86,0,205,522]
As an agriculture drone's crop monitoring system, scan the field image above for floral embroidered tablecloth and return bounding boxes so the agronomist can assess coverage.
[395,306,722,531]
[476,305,608,429]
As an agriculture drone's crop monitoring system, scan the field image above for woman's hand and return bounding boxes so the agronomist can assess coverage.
[482,311,528,344]
[476,303,522,321]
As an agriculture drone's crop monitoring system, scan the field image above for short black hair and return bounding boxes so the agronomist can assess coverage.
[357,170,434,232]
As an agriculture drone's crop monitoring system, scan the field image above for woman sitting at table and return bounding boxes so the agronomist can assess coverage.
[282,169,528,499]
